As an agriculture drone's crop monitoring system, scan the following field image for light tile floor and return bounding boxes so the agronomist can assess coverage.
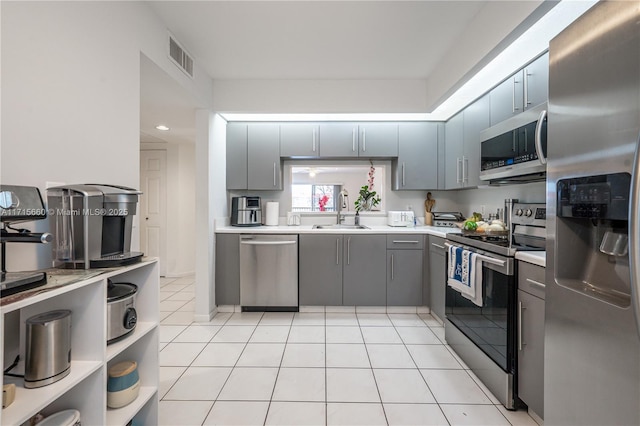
[158,276,539,426]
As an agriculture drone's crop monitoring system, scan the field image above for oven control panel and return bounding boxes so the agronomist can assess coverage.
[511,203,546,226]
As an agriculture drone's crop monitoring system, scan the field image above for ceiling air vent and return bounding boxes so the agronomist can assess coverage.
[168,34,194,78]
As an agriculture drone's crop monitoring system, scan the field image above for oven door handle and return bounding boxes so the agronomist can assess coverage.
[444,242,506,266]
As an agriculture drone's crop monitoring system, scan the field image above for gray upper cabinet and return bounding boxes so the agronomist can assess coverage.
[444,112,464,189]
[299,234,343,306]
[280,123,320,158]
[215,233,240,306]
[318,122,359,157]
[226,123,248,190]
[358,123,399,158]
[387,249,423,306]
[490,52,549,126]
[444,95,490,189]
[523,52,548,112]
[490,73,524,125]
[343,235,387,306]
[428,236,446,322]
[247,123,283,190]
[463,95,490,187]
[393,122,438,190]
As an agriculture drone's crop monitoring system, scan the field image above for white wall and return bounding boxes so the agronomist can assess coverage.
[1,1,213,270]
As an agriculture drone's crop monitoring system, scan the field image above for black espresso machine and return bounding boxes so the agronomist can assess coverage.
[0,185,53,297]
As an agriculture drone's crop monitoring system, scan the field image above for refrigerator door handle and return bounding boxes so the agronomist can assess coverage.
[534,109,547,165]
[629,132,640,338]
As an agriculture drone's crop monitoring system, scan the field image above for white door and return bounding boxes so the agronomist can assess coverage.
[140,150,167,276]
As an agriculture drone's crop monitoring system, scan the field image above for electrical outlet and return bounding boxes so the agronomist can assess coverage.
[480,205,486,216]
[406,205,412,211]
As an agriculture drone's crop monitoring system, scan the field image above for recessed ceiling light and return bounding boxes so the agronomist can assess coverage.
[155,125,170,131]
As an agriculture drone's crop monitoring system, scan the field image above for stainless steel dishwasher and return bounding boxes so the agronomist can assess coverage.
[239,234,298,311]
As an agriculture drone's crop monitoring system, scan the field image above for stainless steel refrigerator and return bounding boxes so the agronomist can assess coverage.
[546,1,640,424]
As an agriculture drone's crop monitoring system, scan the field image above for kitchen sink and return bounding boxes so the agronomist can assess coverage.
[312,224,369,229]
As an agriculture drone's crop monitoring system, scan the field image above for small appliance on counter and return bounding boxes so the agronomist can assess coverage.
[387,211,415,227]
[107,360,140,408]
[24,309,72,388]
[47,184,143,269]
[432,212,465,227]
[0,185,53,297]
[107,280,138,344]
[231,196,262,226]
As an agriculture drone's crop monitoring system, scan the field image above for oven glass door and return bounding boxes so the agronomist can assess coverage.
[445,264,516,372]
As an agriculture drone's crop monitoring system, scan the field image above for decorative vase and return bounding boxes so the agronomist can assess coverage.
[361,198,374,211]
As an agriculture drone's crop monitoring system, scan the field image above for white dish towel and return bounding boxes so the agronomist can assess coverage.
[447,245,483,307]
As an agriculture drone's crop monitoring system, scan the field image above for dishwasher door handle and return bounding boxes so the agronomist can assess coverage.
[240,240,297,246]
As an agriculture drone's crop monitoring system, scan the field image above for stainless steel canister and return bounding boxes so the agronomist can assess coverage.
[24,310,72,388]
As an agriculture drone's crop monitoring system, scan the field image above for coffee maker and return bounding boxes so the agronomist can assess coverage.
[47,184,143,269]
[0,185,53,296]
[231,196,262,226]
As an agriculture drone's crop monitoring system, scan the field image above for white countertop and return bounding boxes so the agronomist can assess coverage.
[216,224,461,238]
[516,251,546,267]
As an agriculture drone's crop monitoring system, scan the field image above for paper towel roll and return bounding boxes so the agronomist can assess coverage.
[265,202,279,226]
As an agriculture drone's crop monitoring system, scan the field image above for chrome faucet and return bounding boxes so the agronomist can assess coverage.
[337,188,349,224]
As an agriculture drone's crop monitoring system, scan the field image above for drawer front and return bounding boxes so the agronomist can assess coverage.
[428,236,446,254]
[518,261,546,300]
[386,234,424,250]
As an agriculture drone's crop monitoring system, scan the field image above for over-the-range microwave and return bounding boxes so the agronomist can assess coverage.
[479,103,547,184]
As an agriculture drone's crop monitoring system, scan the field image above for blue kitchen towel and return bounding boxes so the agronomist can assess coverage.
[447,245,483,307]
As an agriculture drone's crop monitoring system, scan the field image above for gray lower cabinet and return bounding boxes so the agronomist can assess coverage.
[215,233,240,305]
[226,123,248,190]
[387,249,423,306]
[517,260,546,419]
[343,235,387,306]
[280,123,319,158]
[428,236,446,321]
[393,122,439,190]
[247,123,282,190]
[358,123,398,158]
[299,234,343,306]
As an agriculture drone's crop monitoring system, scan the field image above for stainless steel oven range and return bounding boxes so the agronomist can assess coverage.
[444,200,545,410]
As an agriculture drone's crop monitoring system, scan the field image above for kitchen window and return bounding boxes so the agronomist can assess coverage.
[291,184,337,212]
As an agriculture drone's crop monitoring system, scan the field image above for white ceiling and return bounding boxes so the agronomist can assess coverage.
[140,1,555,144]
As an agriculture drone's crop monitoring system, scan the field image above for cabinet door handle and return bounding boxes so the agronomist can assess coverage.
[393,240,419,244]
[525,278,546,289]
[513,74,520,112]
[463,156,468,183]
[352,128,356,152]
[524,68,532,108]
[391,254,394,280]
[431,243,445,249]
[273,163,277,187]
[402,162,406,186]
[347,237,351,265]
[456,158,462,183]
[312,128,317,152]
[362,128,366,152]
[336,238,340,265]
[518,301,525,351]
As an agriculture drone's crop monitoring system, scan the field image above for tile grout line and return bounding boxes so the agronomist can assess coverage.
[262,314,294,426]
[391,313,453,426]
[356,312,390,426]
